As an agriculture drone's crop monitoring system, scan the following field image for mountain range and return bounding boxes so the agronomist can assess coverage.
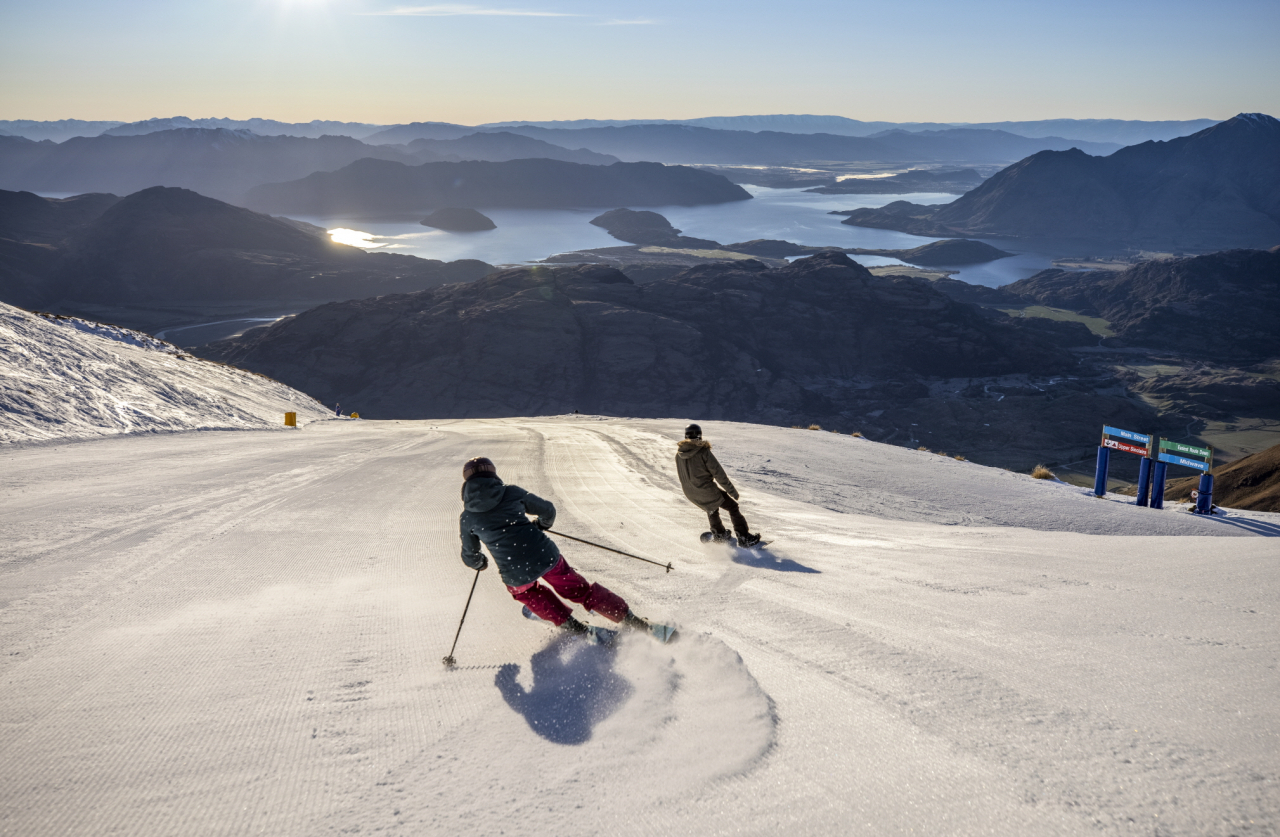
[0,116,1217,145]
[0,187,492,316]
[245,158,751,217]
[401,132,618,165]
[196,252,1080,423]
[839,114,1280,251]
[1001,248,1280,359]
[368,124,1124,166]
[0,129,415,203]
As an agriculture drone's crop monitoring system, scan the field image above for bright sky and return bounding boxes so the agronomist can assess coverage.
[1,0,1277,124]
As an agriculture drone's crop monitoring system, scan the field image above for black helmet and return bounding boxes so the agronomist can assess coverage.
[463,456,497,480]
[684,423,702,439]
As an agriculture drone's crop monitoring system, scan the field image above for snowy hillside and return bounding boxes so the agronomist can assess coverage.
[0,302,332,444]
[1,416,1276,836]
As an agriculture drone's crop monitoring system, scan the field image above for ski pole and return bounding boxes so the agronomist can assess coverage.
[547,529,674,573]
[442,568,482,668]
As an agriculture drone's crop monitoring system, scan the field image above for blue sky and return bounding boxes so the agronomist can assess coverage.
[1,0,1277,123]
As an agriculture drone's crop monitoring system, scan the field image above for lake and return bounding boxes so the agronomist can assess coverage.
[296,186,1060,289]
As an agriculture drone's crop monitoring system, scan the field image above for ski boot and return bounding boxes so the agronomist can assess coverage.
[562,615,617,646]
[621,609,679,644]
[736,532,763,548]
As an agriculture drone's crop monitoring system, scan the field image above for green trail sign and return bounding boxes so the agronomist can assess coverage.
[1159,440,1211,459]
[1157,439,1213,472]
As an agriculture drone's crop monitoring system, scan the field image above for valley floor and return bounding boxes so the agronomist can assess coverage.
[1,418,1277,836]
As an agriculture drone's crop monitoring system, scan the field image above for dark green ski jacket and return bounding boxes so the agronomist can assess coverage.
[459,476,560,587]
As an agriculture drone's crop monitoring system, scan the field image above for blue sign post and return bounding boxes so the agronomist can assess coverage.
[1153,439,1215,514]
[1096,426,1152,498]
[1136,457,1153,507]
[1151,461,1168,509]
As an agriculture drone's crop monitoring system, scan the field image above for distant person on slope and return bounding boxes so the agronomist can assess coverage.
[676,424,762,546]
[458,457,657,639]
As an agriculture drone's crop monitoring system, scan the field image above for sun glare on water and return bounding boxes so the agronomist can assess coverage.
[328,228,385,248]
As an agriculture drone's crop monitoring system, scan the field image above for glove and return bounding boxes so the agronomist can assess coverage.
[534,518,551,531]
[729,489,740,501]
[468,556,488,571]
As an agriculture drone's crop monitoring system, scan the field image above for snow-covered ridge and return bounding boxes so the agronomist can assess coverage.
[1,302,332,444]
[36,311,181,354]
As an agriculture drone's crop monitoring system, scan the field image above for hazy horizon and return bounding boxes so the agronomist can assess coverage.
[1,0,1276,125]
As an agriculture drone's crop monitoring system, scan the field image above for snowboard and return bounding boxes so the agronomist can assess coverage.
[700,531,770,549]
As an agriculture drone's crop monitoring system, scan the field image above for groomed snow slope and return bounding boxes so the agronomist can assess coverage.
[1,417,1277,836]
[0,302,332,444]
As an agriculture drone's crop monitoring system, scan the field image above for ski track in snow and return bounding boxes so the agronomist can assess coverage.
[0,416,1277,836]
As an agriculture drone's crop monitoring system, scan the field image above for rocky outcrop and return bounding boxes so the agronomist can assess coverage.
[246,158,752,217]
[839,114,1280,251]
[588,208,720,249]
[723,237,1010,266]
[196,252,1079,423]
[421,207,497,231]
[836,201,958,237]
[1003,248,1280,358]
[850,239,1012,266]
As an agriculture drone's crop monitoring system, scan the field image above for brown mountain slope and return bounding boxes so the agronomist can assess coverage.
[1165,444,1280,512]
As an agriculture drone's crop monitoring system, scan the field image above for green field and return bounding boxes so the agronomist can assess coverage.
[997,305,1115,337]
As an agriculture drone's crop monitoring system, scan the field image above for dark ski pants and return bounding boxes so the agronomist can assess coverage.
[507,555,629,626]
[709,492,750,536]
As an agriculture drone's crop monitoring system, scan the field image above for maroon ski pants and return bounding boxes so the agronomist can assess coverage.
[507,555,629,626]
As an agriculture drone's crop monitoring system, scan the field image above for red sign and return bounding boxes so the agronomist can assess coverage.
[1103,438,1148,457]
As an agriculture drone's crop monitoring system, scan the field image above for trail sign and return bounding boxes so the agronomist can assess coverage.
[1103,426,1151,446]
[1158,452,1210,471]
[1095,424,1153,497]
[1156,439,1213,472]
[1104,438,1149,457]
[1160,440,1211,459]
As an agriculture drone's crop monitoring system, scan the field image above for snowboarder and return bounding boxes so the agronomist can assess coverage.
[675,424,762,547]
[459,456,662,640]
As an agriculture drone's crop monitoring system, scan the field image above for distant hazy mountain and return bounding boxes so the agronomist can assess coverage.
[0,186,492,311]
[405,132,619,165]
[476,115,1216,144]
[2,115,1219,146]
[1004,248,1280,358]
[476,124,1120,166]
[0,128,416,203]
[0,119,126,143]
[196,253,1078,420]
[246,158,751,216]
[361,122,479,144]
[842,114,1280,251]
[99,117,389,139]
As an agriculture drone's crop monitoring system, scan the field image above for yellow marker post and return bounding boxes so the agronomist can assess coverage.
[284,412,297,427]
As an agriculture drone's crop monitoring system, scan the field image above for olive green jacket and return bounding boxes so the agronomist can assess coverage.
[675,439,738,512]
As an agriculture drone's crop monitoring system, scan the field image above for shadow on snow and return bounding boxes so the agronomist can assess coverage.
[731,546,820,573]
[495,635,634,745]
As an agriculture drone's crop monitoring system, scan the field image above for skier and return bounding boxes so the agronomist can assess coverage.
[676,424,762,546]
[459,456,663,641]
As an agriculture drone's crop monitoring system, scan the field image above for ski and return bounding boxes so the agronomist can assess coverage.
[521,605,618,646]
